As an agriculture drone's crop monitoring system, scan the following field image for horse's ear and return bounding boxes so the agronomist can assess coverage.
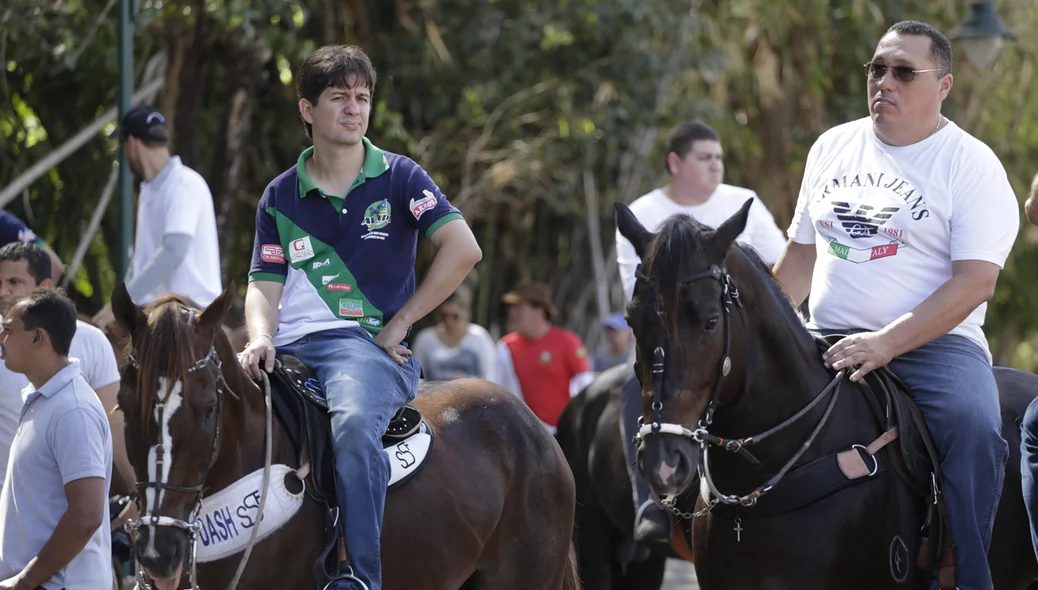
[111,282,146,337]
[615,202,653,258]
[707,198,754,261]
[197,281,236,341]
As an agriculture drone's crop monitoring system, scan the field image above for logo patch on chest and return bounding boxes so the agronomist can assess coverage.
[289,237,315,263]
[339,298,364,318]
[362,200,392,231]
[409,190,438,221]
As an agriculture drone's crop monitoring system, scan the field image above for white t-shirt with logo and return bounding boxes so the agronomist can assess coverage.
[788,117,1019,357]
[131,156,222,307]
[617,185,787,302]
[0,320,121,483]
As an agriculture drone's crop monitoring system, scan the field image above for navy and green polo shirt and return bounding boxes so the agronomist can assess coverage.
[249,137,463,345]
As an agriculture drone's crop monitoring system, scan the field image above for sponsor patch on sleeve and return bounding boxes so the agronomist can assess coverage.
[409,190,439,221]
[260,244,286,264]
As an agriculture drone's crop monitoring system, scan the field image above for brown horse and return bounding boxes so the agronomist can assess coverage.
[615,200,1038,589]
[111,281,580,590]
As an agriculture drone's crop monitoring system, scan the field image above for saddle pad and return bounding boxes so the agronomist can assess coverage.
[193,427,432,564]
[195,464,305,563]
[386,423,432,490]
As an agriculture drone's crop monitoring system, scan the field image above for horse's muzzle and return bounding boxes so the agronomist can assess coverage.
[134,525,188,580]
[639,434,699,497]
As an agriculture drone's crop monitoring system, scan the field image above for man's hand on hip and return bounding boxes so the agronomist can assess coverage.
[374,320,412,366]
[239,334,275,379]
[823,331,895,383]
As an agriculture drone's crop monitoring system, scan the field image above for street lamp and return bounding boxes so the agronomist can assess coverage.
[948,0,1017,71]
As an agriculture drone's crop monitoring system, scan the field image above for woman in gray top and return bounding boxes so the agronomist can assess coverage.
[412,286,496,382]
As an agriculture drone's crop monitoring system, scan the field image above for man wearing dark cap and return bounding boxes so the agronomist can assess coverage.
[492,282,593,433]
[93,106,222,329]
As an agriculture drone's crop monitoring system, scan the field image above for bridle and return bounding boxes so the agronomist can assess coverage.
[125,307,238,590]
[632,262,845,509]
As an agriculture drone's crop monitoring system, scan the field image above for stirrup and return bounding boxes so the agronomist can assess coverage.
[320,566,370,590]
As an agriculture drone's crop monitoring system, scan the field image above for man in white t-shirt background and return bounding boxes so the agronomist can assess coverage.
[614,120,788,542]
[0,243,132,493]
[1024,172,1038,227]
[773,21,1018,589]
[92,105,223,329]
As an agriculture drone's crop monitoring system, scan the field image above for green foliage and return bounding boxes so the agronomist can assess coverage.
[2,0,1038,364]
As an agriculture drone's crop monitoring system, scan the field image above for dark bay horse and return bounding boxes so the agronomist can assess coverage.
[556,364,671,589]
[612,199,1038,589]
[110,282,580,590]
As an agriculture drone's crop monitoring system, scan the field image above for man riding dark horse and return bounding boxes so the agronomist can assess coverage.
[772,21,1019,589]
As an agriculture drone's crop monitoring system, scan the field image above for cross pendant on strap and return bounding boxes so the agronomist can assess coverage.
[734,517,743,542]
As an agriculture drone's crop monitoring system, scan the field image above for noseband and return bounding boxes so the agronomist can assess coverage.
[632,263,845,509]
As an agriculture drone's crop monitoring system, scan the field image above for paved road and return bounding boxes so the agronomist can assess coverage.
[661,558,699,589]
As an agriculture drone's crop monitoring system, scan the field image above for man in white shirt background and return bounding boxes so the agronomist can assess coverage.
[614,120,788,542]
[92,105,222,328]
[0,243,130,494]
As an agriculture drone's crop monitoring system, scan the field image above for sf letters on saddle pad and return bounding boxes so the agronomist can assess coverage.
[195,464,305,563]
[195,431,432,562]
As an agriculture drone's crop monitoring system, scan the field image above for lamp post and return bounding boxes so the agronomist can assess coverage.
[116,0,134,281]
[948,0,1016,71]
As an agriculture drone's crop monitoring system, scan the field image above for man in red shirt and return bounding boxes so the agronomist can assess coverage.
[492,283,594,432]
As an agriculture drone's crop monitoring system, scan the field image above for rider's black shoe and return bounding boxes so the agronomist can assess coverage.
[633,499,672,544]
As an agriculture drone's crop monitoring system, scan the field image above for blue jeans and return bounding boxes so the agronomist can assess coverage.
[816,331,1006,590]
[279,327,421,590]
[1019,397,1038,562]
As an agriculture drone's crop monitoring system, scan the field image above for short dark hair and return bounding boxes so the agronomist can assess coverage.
[0,242,51,285]
[664,121,721,173]
[18,287,77,356]
[886,21,953,75]
[297,45,377,139]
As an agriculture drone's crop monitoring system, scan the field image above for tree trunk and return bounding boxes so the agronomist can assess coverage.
[169,0,209,170]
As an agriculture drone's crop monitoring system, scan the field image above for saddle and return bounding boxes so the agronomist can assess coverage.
[267,354,432,585]
[816,335,954,588]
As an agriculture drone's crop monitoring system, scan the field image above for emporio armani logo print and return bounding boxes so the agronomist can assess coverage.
[832,201,900,239]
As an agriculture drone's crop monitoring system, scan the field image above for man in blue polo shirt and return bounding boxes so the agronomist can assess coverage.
[239,45,482,590]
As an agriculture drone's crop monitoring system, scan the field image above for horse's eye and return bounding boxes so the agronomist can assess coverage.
[203,405,216,424]
[705,317,719,332]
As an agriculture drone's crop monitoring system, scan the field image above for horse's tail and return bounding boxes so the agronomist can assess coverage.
[562,541,582,590]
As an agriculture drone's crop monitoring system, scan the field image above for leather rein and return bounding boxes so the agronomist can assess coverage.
[631,263,845,510]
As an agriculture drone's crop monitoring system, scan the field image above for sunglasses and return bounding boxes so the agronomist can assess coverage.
[864,62,944,83]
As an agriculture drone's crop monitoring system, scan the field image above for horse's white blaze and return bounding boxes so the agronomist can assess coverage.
[143,377,183,560]
[657,457,678,485]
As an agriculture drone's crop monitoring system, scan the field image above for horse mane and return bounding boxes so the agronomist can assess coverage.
[731,242,811,331]
[133,293,202,436]
[641,215,809,344]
